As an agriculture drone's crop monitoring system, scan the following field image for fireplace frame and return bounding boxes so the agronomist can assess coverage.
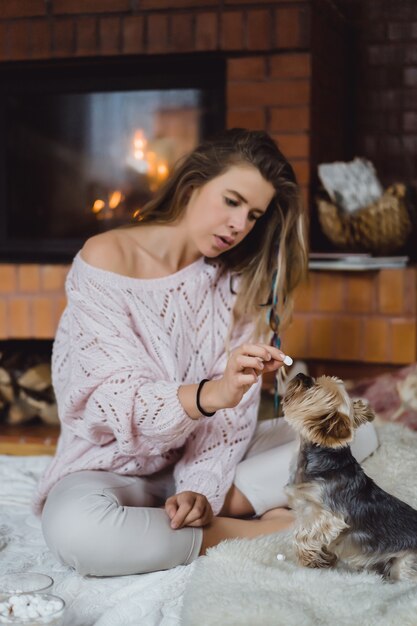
[0,53,226,264]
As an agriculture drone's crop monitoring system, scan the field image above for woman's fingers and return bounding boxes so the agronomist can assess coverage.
[239,344,273,361]
[182,504,207,527]
[238,371,259,385]
[170,502,193,529]
[238,343,292,366]
[165,503,178,520]
[263,344,293,366]
[235,355,265,373]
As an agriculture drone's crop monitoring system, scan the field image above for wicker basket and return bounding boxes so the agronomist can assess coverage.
[316,183,413,255]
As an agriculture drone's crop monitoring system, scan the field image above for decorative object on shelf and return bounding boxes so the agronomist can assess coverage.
[308,252,409,271]
[0,352,58,427]
[316,157,413,255]
[318,157,384,214]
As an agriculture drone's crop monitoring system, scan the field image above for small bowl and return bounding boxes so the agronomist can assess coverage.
[0,592,65,625]
[0,574,53,596]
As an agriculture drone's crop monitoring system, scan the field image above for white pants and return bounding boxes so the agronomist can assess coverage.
[41,419,378,576]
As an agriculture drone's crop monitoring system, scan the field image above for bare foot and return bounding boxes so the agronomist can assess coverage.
[259,507,294,522]
[199,511,294,555]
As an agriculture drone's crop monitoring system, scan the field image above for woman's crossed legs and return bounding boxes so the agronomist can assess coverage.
[41,418,378,576]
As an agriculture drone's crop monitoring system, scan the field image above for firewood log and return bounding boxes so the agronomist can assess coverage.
[0,366,15,403]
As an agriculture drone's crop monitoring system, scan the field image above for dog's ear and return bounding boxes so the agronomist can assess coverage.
[308,411,352,447]
[353,399,375,427]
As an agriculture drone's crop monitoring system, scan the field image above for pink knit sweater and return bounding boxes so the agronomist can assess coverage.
[33,252,262,515]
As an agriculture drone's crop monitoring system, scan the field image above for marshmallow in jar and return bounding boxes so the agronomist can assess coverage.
[0,593,65,625]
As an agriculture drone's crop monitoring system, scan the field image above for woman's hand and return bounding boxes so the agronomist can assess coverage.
[217,343,290,408]
[165,491,213,529]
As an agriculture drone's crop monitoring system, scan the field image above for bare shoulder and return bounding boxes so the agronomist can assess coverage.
[80,229,133,274]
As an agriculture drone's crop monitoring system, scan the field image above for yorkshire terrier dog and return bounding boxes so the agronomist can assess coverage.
[282,373,417,581]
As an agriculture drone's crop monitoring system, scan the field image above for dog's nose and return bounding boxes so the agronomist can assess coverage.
[295,372,314,387]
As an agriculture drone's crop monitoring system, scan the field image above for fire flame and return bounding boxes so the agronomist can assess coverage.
[91,128,170,220]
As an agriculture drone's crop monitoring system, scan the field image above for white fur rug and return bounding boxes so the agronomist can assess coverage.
[181,423,417,626]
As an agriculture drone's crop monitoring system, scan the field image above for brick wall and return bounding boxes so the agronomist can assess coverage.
[283,268,417,364]
[335,0,417,191]
[0,0,350,226]
[0,0,353,343]
[7,0,413,369]
[0,264,67,339]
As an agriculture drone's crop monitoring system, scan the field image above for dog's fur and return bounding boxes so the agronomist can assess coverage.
[282,373,417,581]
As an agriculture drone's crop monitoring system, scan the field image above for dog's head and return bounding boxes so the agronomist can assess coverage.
[282,373,375,448]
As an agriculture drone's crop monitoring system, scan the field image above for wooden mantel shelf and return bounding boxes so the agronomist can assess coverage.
[0,422,59,456]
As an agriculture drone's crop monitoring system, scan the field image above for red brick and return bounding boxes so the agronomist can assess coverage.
[270,107,310,132]
[30,19,51,59]
[99,16,121,56]
[147,14,169,54]
[333,316,362,362]
[226,0,296,3]
[377,269,405,315]
[292,160,310,186]
[274,6,310,49]
[315,272,345,312]
[228,57,266,81]
[41,266,67,292]
[171,13,194,53]
[75,16,98,56]
[247,9,271,51]
[141,0,218,7]
[345,274,374,314]
[195,12,218,51]
[391,319,417,364]
[363,317,389,363]
[17,265,41,293]
[405,268,417,315]
[273,133,310,158]
[388,22,413,41]
[0,0,46,18]
[9,298,31,338]
[122,15,144,55]
[0,299,7,339]
[270,53,311,78]
[52,18,75,57]
[293,274,317,312]
[227,80,310,108]
[0,265,17,294]
[221,11,244,51]
[404,112,417,132]
[309,316,335,360]
[6,20,30,60]
[404,67,417,87]
[55,296,68,328]
[300,185,309,210]
[52,0,130,15]
[281,316,308,358]
[33,298,55,339]
[0,23,5,60]
[227,109,266,130]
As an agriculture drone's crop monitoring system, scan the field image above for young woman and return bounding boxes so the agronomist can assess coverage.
[34,128,378,576]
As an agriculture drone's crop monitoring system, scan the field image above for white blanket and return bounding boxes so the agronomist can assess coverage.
[181,423,417,625]
[0,455,194,626]
[2,423,417,626]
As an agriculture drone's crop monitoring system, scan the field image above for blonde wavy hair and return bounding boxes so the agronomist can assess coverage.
[126,128,308,343]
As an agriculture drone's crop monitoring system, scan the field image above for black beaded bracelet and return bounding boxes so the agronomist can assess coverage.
[196,379,216,417]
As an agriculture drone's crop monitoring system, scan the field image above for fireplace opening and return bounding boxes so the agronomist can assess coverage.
[0,339,56,428]
[0,54,226,263]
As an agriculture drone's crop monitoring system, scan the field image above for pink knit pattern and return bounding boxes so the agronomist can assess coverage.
[33,252,262,515]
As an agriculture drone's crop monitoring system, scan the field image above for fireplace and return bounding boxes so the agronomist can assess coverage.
[0,2,355,349]
[0,54,225,263]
